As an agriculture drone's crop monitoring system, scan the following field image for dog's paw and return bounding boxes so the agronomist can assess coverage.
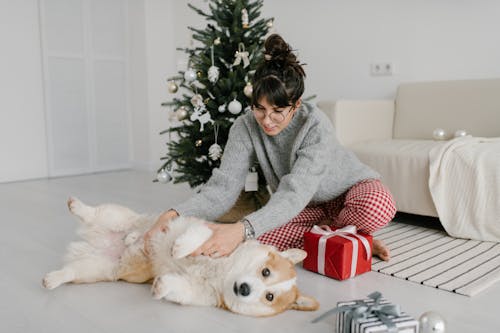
[151,275,191,303]
[172,224,213,259]
[124,231,141,246]
[67,197,84,214]
[43,270,66,290]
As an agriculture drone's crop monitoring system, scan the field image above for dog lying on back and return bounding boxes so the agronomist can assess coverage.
[43,198,319,317]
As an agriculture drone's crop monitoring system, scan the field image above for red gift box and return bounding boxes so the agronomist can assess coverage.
[303,225,373,280]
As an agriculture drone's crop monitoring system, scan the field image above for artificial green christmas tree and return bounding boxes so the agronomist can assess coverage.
[157,0,273,194]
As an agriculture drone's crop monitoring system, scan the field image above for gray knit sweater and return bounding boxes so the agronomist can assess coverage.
[172,106,379,237]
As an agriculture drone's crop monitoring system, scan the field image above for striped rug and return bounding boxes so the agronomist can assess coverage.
[372,222,500,296]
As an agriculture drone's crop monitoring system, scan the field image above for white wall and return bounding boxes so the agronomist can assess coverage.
[0,0,48,183]
[168,0,500,102]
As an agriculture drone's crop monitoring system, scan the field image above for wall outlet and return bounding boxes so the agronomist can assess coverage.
[370,62,393,76]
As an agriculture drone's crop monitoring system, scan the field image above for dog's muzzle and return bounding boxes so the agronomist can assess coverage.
[233,282,251,297]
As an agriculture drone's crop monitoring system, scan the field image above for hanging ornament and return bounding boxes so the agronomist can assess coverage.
[243,82,253,98]
[208,46,220,84]
[191,94,204,108]
[156,168,172,183]
[208,124,223,161]
[195,139,203,147]
[190,106,214,132]
[184,68,197,82]
[176,106,188,121]
[454,129,468,138]
[233,43,250,68]
[241,9,249,29]
[228,98,242,115]
[214,37,221,45]
[218,104,226,113]
[419,311,446,333]
[266,19,274,28]
[432,128,447,140]
[167,80,178,93]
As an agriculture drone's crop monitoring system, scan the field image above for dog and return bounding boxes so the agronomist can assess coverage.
[43,198,319,317]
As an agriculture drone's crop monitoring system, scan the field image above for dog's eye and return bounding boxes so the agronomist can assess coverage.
[265,292,274,302]
[261,268,270,277]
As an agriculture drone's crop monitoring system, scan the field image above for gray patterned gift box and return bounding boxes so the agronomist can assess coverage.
[312,292,419,333]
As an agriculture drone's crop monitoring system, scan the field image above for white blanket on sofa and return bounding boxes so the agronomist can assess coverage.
[429,136,500,242]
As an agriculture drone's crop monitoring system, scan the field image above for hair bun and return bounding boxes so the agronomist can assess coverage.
[264,34,295,64]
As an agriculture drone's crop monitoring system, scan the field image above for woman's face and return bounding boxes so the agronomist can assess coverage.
[252,97,301,136]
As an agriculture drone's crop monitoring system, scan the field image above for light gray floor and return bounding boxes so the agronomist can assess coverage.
[1,170,498,332]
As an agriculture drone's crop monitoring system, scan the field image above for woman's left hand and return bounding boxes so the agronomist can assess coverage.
[191,222,245,258]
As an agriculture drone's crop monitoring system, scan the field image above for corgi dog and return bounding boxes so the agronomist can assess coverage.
[43,198,319,317]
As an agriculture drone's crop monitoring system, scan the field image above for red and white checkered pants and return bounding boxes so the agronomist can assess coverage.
[257,179,396,251]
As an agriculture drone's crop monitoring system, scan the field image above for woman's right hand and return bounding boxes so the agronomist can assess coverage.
[143,209,179,255]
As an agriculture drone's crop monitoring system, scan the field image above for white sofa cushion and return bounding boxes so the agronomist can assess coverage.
[349,139,446,217]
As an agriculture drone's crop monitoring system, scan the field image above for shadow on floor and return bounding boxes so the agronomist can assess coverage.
[393,212,445,231]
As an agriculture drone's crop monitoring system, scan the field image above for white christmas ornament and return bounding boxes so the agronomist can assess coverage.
[243,82,253,98]
[184,68,197,82]
[156,169,172,183]
[228,99,242,114]
[266,19,274,28]
[432,128,447,140]
[419,311,446,333]
[190,107,214,132]
[218,104,226,113]
[190,94,204,108]
[241,8,249,28]
[233,43,250,68]
[167,81,178,93]
[208,123,223,160]
[208,46,219,83]
[454,129,468,138]
[214,37,221,45]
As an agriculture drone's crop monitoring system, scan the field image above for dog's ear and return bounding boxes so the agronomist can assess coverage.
[290,292,319,311]
[280,248,307,264]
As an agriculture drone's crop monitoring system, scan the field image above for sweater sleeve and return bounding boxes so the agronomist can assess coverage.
[245,123,331,237]
[171,118,254,220]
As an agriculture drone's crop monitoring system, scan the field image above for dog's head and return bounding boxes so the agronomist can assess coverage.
[222,241,319,317]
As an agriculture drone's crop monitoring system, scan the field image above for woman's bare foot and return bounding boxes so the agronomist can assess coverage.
[373,239,390,261]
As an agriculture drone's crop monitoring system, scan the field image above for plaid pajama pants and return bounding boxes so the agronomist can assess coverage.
[257,179,396,251]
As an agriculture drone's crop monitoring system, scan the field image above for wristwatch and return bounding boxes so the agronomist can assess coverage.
[241,219,255,241]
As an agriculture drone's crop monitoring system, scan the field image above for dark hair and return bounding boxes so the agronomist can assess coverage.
[252,34,306,108]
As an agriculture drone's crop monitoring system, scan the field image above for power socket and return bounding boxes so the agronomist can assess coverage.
[370,62,393,76]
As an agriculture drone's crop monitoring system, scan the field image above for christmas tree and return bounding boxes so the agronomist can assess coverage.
[157,0,273,190]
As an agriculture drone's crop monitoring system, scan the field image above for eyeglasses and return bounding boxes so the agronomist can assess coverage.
[252,105,295,123]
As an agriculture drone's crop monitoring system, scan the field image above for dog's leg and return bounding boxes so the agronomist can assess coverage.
[43,267,76,290]
[43,258,115,290]
[68,197,142,232]
[151,274,217,306]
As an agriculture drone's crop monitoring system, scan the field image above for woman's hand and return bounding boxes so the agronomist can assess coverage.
[191,222,245,258]
[143,209,179,254]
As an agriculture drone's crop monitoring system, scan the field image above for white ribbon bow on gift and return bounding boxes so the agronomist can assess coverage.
[310,225,372,278]
[233,43,250,68]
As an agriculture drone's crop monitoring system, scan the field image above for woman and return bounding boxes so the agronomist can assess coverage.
[145,34,395,261]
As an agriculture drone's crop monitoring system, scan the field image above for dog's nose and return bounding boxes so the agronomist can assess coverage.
[238,282,251,296]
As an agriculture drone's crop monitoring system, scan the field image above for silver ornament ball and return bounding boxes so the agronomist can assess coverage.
[454,129,467,138]
[419,311,446,333]
[228,99,242,115]
[432,128,447,140]
[184,68,197,82]
[218,104,226,113]
[156,169,172,183]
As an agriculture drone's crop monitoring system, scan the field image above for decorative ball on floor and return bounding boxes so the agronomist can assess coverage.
[156,169,172,183]
[432,128,447,140]
[419,311,446,333]
[454,129,467,138]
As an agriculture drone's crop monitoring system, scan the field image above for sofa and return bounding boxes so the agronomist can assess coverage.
[317,78,500,240]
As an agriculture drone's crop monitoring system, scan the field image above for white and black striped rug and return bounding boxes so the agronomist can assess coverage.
[372,222,500,296]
